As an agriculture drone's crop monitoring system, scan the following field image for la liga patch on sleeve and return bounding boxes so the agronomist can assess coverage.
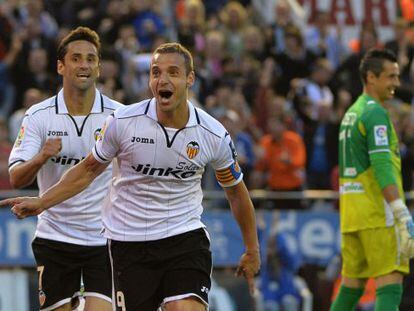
[14,126,25,147]
[374,125,388,146]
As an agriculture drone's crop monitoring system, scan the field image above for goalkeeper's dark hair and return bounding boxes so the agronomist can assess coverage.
[57,27,101,62]
[359,48,397,84]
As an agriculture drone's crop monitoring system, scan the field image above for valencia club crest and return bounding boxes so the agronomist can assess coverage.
[186,141,200,159]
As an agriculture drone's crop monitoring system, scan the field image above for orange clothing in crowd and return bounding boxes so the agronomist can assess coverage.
[256,132,306,190]
[400,0,414,22]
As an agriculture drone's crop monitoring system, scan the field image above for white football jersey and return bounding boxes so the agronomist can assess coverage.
[9,89,123,246]
[92,98,243,241]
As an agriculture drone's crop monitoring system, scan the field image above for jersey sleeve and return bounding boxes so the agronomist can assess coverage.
[363,106,392,154]
[92,114,119,163]
[211,132,243,188]
[362,106,396,189]
[9,113,43,170]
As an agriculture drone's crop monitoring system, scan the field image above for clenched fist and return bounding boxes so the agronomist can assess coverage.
[40,138,62,160]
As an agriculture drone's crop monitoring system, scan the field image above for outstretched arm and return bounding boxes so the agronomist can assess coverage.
[224,181,261,295]
[1,153,109,218]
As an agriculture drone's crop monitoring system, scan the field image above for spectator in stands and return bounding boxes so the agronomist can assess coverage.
[0,4,13,61]
[198,30,226,101]
[220,109,255,188]
[61,0,107,30]
[254,114,306,209]
[334,22,380,101]
[259,215,303,310]
[204,30,226,80]
[112,24,147,103]
[387,100,414,191]
[400,0,414,23]
[292,58,334,121]
[14,47,58,105]
[274,25,317,96]
[305,10,345,69]
[334,89,353,123]
[253,57,278,136]
[97,53,125,103]
[202,0,228,18]
[262,0,306,54]
[0,32,22,118]
[219,1,249,62]
[176,0,206,54]
[209,278,236,311]
[16,0,58,40]
[303,102,339,190]
[98,0,130,46]
[123,52,153,103]
[291,59,339,189]
[130,0,165,51]
[0,118,12,190]
[385,18,414,87]
[237,55,263,110]
[205,81,232,118]
[15,15,57,74]
[242,25,268,62]
[8,88,44,142]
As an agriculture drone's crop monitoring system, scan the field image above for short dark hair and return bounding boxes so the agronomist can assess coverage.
[153,42,194,75]
[57,27,101,62]
[359,48,397,84]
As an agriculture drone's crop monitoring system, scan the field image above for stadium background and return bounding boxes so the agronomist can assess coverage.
[1,0,414,310]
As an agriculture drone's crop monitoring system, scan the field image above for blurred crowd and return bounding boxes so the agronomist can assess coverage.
[1,0,414,205]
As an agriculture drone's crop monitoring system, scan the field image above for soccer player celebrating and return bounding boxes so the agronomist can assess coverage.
[7,27,122,311]
[332,49,414,311]
[3,43,260,311]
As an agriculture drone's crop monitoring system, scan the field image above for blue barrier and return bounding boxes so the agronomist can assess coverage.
[0,210,36,266]
[203,210,340,267]
[0,209,340,267]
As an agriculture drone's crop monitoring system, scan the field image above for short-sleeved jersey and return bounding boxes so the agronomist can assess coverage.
[9,89,123,245]
[339,94,403,232]
[92,98,243,241]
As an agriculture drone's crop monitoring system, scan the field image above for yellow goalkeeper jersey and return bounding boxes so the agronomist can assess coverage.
[338,94,404,232]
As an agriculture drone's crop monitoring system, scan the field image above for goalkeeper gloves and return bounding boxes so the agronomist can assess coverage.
[390,199,414,258]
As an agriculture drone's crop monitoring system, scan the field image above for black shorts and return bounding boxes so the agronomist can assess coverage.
[109,228,212,311]
[32,237,111,310]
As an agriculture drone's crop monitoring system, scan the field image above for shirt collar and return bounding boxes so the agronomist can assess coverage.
[146,98,200,127]
[55,88,103,114]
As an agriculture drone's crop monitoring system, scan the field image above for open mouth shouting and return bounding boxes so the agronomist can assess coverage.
[158,90,174,104]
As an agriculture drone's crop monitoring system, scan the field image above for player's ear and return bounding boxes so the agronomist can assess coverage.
[57,60,64,75]
[186,71,195,88]
[366,70,377,84]
[97,61,101,79]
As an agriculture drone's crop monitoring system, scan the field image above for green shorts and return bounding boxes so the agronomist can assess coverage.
[341,226,409,279]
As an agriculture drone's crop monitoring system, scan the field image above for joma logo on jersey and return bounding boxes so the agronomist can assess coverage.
[51,156,85,165]
[131,163,196,179]
[131,137,155,144]
[48,130,68,137]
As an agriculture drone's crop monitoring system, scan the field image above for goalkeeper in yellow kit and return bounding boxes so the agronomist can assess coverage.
[331,49,414,311]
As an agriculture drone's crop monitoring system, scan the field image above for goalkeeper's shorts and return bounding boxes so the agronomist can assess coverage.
[341,226,409,279]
